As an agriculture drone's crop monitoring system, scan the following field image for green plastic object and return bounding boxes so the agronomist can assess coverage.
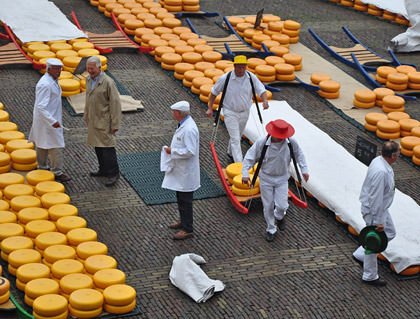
[9,293,34,319]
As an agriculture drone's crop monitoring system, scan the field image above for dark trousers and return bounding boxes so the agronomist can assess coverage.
[176,191,194,233]
[95,147,119,177]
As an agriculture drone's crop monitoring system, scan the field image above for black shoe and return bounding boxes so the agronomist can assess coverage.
[352,255,363,267]
[265,232,275,242]
[277,218,286,231]
[55,174,71,182]
[89,170,105,177]
[105,174,119,187]
[362,278,387,287]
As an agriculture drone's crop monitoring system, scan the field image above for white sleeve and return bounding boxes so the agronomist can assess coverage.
[211,73,227,96]
[35,83,56,126]
[242,137,265,178]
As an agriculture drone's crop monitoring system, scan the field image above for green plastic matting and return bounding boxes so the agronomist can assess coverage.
[118,151,225,205]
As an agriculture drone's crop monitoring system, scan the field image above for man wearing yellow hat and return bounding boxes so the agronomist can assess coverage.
[241,120,309,242]
[206,55,269,163]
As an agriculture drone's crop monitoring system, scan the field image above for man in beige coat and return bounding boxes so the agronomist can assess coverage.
[84,56,122,187]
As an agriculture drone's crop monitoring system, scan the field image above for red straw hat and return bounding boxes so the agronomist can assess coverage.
[266,119,295,139]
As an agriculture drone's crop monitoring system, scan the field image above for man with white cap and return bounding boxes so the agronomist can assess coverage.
[162,101,200,240]
[206,55,269,163]
[241,119,309,242]
[29,58,71,182]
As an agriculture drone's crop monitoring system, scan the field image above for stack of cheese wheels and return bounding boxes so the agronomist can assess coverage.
[364,112,387,132]
[340,0,354,7]
[412,126,420,138]
[252,34,271,50]
[35,232,68,256]
[48,203,79,222]
[18,207,49,226]
[182,51,202,65]
[72,40,95,53]
[40,192,71,209]
[386,72,408,91]
[0,152,11,173]
[103,284,136,314]
[194,61,215,74]
[67,228,98,249]
[51,259,84,284]
[353,89,376,109]
[0,224,25,252]
[63,54,82,74]
[225,162,242,184]
[26,43,50,59]
[202,50,222,64]
[10,149,37,171]
[9,249,42,278]
[382,95,405,113]
[80,78,86,92]
[60,273,94,300]
[69,288,103,318]
[17,262,50,291]
[26,169,55,187]
[76,241,108,264]
[24,278,60,307]
[0,200,10,212]
[399,118,420,137]
[56,216,87,234]
[282,53,302,71]
[376,119,400,140]
[0,122,16,134]
[191,76,213,95]
[0,277,10,305]
[232,173,260,196]
[117,13,137,30]
[84,255,117,277]
[161,52,182,70]
[55,49,78,61]
[235,22,253,38]
[408,71,420,89]
[59,78,81,97]
[373,87,394,106]
[382,10,396,21]
[182,70,204,88]
[395,64,416,76]
[0,131,25,145]
[35,181,65,197]
[282,20,300,43]
[153,46,175,63]
[204,67,223,83]
[247,58,266,74]
[182,0,200,12]
[367,4,383,16]
[310,73,331,86]
[376,66,395,84]
[318,80,340,99]
[32,50,56,65]
[275,63,295,81]
[413,145,420,166]
[43,244,77,269]
[199,83,213,103]
[164,0,182,12]
[243,28,263,44]
[215,60,233,72]
[400,136,420,157]
[0,172,24,190]
[387,111,410,123]
[11,195,42,213]
[255,64,276,82]
[78,48,100,58]
[133,27,154,45]
[0,236,33,262]
[148,39,169,56]
[93,268,125,292]
[25,220,57,239]
[354,0,368,11]
[264,55,285,68]
[33,294,68,319]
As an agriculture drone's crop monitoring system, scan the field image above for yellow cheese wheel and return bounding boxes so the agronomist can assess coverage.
[40,192,70,209]
[413,145,420,157]
[0,200,9,211]
[33,51,56,62]
[104,299,136,314]
[215,60,233,70]
[408,71,420,84]
[50,43,72,52]
[232,174,259,189]
[25,220,57,238]
[247,58,266,70]
[25,278,60,299]
[395,65,416,75]
[58,71,73,80]
[388,72,409,84]
[85,255,117,274]
[283,20,300,30]
[35,232,67,250]
[103,284,135,306]
[26,170,55,186]
[365,112,387,125]
[310,73,331,85]
[382,105,405,113]
[69,288,103,310]
[0,163,10,174]
[4,184,33,200]
[12,162,38,171]
[386,81,407,91]
[0,152,10,167]
[72,41,95,51]
[93,268,125,289]
[257,74,276,82]
[8,264,17,276]
[274,63,294,75]
[377,66,396,78]
[58,79,80,92]
[78,48,100,57]
[152,27,173,37]
[282,53,302,66]
[0,223,24,241]
[48,204,78,221]
[400,136,420,150]
[60,273,93,294]
[354,89,376,103]
[0,277,10,297]
[0,121,17,132]
[33,294,68,317]
[318,90,340,99]
[0,110,9,122]
[9,249,42,269]
[225,162,243,178]
[16,278,27,291]
[201,51,222,63]
[33,309,69,319]
[408,82,420,89]
[399,118,420,131]
[353,99,375,109]
[56,50,78,60]
[56,216,86,234]
[255,64,276,76]
[387,111,410,122]
[11,195,41,212]
[77,241,108,260]
[364,123,376,132]
[51,259,84,279]
[44,245,76,264]
[383,95,405,108]
[401,147,413,157]
[6,139,34,153]
[35,181,65,196]
[376,130,400,140]
[375,74,387,84]
[376,119,400,133]
[0,290,10,304]
[183,4,200,12]
[18,207,49,225]
[0,131,25,144]
[27,44,50,54]
[319,80,340,93]
[0,210,17,224]
[1,236,33,254]
[63,55,82,68]
[412,127,420,138]
[67,228,97,246]
[68,304,102,318]
[161,52,182,65]
[232,185,260,196]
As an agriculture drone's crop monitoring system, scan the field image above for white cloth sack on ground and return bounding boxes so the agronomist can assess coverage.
[160,146,174,172]
[169,253,224,303]
[390,0,420,52]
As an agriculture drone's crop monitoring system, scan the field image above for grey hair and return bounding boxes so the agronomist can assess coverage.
[179,110,190,116]
[87,55,101,68]
[382,141,399,158]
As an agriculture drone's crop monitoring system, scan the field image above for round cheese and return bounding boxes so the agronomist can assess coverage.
[383,95,405,108]
[274,63,294,75]
[25,220,57,238]
[48,204,78,221]
[12,162,38,171]
[376,119,400,133]
[77,241,108,260]
[67,228,97,246]
[15,260,51,283]
[395,65,416,75]
[0,200,9,211]
[78,48,100,57]
[413,145,420,157]
[411,126,420,138]
[0,121,17,132]
[0,223,24,242]
[104,299,136,314]
[377,66,396,78]
[194,61,215,73]
[0,164,10,174]
[63,56,82,68]
[6,139,34,153]
[43,245,76,264]
[386,81,407,91]
[59,273,93,295]
[232,185,260,196]
[319,80,340,93]
[69,288,103,310]
[376,130,400,140]
[51,259,84,279]
[0,277,10,296]
[310,73,331,85]
[387,72,408,84]
[33,294,68,317]
[318,90,340,99]
[408,71,420,84]
[353,99,375,109]
[1,236,33,254]
[56,49,78,60]
[35,181,65,196]
[68,304,102,318]
[0,210,17,224]
[364,122,377,132]
[0,153,10,168]
[35,232,67,250]
[56,216,86,234]
[365,112,387,125]
[399,118,420,132]
[387,111,410,122]
[103,284,136,306]
[11,195,41,212]
[85,255,117,274]
[354,89,376,103]
[93,268,126,289]
[4,184,34,200]
[26,170,55,186]
[18,207,49,225]
[0,172,25,189]
[25,278,59,299]
[232,174,259,189]
[40,192,70,209]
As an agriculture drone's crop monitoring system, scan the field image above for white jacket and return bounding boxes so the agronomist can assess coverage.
[29,73,64,149]
[162,116,200,192]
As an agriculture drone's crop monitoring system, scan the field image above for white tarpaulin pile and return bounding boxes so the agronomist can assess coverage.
[0,0,87,43]
[241,100,420,273]
[390,0,420,52]
[360,0,407,17]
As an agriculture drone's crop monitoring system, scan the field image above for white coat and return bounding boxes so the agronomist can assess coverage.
[162,116,200,192]
[29,73,64,149]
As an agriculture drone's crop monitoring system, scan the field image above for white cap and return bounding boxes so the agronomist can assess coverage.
[46,58,63,67]
[170,101,190,112]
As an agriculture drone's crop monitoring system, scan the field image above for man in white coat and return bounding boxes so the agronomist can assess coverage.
[29,58,71,182]
[206,55,269,163]
[353,141,399,287]
[162,101,200,240]
[242,120,309,242]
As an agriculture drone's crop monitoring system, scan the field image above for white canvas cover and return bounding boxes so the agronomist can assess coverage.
[360,0,407,17]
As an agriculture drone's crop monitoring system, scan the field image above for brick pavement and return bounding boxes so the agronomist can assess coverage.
[0,0,420,318]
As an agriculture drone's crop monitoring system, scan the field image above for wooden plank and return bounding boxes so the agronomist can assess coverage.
[330,44,366,53]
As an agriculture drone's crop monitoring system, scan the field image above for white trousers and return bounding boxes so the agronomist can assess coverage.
[36,147,64,176]
[260,181,289,234]
[224,108,249,163]
[353,212,396,281]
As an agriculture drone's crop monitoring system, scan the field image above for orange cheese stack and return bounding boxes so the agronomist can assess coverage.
[235,22,253,37]
[376,119,400,140]
[382,10,396,21]
[43,245,76,269]
[25,220,57,239]
[124,18,144,36]
[353,89,376,109]
[48,203,78,221]
[204,68,224,83]
[396,65,416,75]
[408,71,420,90]
[24,278,59,307]
[84,254,117,275]
[182,69,204,88]
[310,73,331,86]
[364,112,387,132]
[10,149,37,171]
[341,0,354,7]
[318,80,340,99]
[103,284,136,315]
[173,62,195,80]
[164,0,182,12]
[161,52,182,70]
[376,66,396,84]
[274,63,295,81]
[413,145,420,166]
[59,79,81,97]
[194,61,215,73]
[399,118,420,137]
[0,277,10,305]
[412,127,420,138]
[93,269,125,290]
[382,95,405,113]
[60,273,93,298]
[154,46,175,63]
[247,58,266,74]
[16,262,50,291]
[282,53,302,71]
[227,16,245,27]
[386,72,408,91]
[199,83,213,103]
[373,87,394,106]
[282,20,300,43]
[0,152,11,174]
[387,111,410,123]
[255,65,276,82]
[354,0,368,11]
[33,294,68,319]
[35,232,68,256]
[0,236,33,262]
[367,4,383,16]
[191,76,213,95]
[133,27,154,44]
[252,34,271,50]
[243,28,263,44]
[51,259,84,283]
[400,136,420,157]
[0,224,25,251]
[271,34,290,48]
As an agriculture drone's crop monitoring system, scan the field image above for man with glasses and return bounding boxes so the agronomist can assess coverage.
[353,141,400,286]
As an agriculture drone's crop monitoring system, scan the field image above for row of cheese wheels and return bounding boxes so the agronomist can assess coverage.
[92,0,200,15]
[365,111,420,138]
[376,65,420,91]
[329,0,410,25]
[353,88,406,112]
[225,162,260,196]
[309,73,341,99]
[335,216,420,275]
[159,0,201,12]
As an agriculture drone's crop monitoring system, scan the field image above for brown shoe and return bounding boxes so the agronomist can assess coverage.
[55,174,71,182]
[173,230,193,240]
[169,221,182,229]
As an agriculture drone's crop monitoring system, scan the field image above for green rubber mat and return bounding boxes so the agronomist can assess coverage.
[118,151,225,205]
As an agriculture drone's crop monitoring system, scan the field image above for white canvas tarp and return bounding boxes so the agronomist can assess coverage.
[390,0,420,52]
[360,0,407,18]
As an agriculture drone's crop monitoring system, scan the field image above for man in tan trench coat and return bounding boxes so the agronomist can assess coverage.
[84,56,122,187]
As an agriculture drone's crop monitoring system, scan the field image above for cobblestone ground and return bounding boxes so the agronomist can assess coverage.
[0,0,420,318]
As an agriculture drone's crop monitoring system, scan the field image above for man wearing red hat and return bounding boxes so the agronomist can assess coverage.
[241,120,309,242]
